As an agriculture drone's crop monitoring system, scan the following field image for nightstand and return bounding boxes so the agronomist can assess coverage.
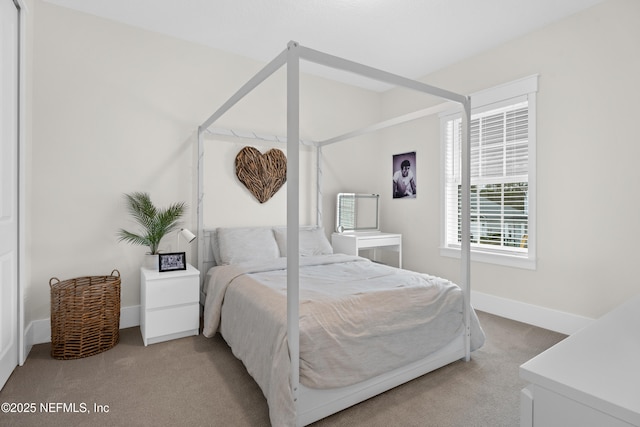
[332,231,402,268]
[140,264,200,346]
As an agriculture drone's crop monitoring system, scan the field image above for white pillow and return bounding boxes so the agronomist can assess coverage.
[216,227,280,265]
[274,227,333,257]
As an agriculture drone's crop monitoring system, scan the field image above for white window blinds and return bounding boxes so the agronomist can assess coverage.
[444,101,529,254]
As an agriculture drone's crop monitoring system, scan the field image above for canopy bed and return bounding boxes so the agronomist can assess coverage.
[196,41,477,426]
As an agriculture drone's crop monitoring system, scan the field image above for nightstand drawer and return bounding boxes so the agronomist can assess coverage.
[144,276,199,309]
[145,304,199,338]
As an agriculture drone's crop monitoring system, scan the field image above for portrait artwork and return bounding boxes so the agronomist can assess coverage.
[392,151,417,199]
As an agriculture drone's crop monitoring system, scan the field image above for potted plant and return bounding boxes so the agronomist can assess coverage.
[117,192,187,270]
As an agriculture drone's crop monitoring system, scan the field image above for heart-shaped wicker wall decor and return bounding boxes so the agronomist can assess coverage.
[235,146,287,203]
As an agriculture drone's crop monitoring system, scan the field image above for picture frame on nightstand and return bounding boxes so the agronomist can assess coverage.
[158,252,186,272]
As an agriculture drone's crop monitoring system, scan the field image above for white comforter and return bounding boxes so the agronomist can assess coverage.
[203,254,484,426]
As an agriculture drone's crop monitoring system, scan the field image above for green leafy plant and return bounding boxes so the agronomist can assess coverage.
[116,192,187,255]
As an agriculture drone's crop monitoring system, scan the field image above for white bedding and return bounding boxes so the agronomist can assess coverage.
[203,254,485,426]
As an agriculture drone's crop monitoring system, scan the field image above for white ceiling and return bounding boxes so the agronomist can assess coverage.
[43,0,604,91]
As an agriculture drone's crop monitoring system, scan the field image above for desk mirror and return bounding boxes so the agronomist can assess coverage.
[336,193,379,232]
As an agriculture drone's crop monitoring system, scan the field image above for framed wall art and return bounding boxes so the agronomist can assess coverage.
[158,252,187,272]
[392,151,417,199]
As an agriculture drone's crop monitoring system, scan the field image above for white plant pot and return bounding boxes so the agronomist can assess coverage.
[144,254,159,271]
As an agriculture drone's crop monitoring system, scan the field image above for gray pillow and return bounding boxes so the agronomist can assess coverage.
[216,227,280,265]
[273,227,333,257]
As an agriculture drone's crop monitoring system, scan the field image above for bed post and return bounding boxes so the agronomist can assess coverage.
[316,145,323,227]
[286,41,301,412]
[460,97,472,362]
[197,126,205,277]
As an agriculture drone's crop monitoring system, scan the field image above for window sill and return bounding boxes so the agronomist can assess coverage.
[440,246,537,270]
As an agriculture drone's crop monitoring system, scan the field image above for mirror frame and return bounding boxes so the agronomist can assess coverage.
[335,193,379,233]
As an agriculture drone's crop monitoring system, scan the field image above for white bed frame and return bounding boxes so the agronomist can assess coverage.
[196,41,472,426]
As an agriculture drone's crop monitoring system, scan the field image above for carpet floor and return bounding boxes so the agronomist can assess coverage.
[0,311,565,427]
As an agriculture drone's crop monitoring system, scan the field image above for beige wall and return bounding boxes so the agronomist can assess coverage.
[25,0,640,330]
[26,1,380,323]
[368,0,639,319]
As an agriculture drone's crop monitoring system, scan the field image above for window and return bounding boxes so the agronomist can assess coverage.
[441,76,537,269]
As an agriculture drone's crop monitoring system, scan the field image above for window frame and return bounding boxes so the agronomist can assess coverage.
[440,75,538,270]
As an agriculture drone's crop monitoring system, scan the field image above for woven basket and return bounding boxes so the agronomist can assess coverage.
[50,270,121,360]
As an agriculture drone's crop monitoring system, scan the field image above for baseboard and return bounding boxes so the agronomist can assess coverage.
[471,291,593,335]
[24,304,141,348]
[22,296,590,358]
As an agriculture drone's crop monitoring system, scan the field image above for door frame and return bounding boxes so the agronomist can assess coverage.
[0,0,25,390]
[15,0,27,366]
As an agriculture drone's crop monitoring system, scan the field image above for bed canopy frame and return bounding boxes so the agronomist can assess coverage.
[196,41,471,426]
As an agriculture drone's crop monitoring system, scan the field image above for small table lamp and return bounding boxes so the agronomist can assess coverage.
[177,228,197,265]
[178,228,196,245]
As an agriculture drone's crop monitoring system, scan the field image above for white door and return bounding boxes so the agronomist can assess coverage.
[0,0,21,390]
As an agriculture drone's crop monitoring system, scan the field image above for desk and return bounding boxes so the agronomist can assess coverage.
[520,294,640,427]
[331,232,402,268]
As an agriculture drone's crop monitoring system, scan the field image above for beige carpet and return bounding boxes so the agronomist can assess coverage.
[0,311,565,427]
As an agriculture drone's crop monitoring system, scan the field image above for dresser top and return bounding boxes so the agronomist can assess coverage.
[520,294,640,425]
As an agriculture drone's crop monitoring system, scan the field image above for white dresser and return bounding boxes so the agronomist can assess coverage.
[332,231,402,268]
[140,264,200,346]
[520,294,640,427]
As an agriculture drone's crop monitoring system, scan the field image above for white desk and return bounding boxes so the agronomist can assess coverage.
[520,294,640,427]
[331,231,402,268]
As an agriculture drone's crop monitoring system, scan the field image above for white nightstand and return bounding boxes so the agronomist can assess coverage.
[140,264,200,346]
[332,231,402,268]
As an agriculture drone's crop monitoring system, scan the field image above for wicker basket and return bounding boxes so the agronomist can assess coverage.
[50,270,121,360]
